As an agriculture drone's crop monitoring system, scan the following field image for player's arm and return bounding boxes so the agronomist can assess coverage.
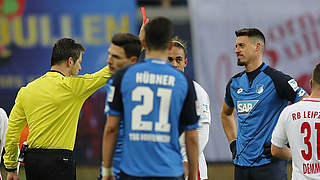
[102,68,125,180]
[0,108,8,147]
[4,89,27,175]
[264,68,308,103]
[68,66,111,99]
[179,77,200,180]
[221,79,237,143]
[271,144,292,160]
[102,115,120,180]
[185,129,198,180]
[0,109,18,180]
[221,102,236,143]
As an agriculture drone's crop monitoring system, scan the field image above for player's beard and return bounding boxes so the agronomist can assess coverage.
[237,59,246,66]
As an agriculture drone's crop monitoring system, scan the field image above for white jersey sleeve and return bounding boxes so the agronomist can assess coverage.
[0,108,8,159]
[193,81,211,124]
[179,81,211,179]
[271,107,289,148]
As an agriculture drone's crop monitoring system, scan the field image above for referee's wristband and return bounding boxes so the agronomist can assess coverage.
[102,167,114,177]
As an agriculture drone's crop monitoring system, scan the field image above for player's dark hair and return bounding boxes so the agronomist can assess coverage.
[145,17,173,51]
[235,28,265,50]
[171,36,187,58]
[112,33,142,58]
[313,63,320,87]
[50,38,85,66]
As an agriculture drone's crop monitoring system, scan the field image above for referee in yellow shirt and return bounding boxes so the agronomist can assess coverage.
[4,38,111,180]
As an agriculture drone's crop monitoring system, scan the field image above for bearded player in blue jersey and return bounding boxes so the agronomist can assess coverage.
[102,17,199,180]
[221,28,308,180]
[98,33,142,180]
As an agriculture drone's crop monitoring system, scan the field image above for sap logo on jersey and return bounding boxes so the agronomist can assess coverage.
[237,100,259,115]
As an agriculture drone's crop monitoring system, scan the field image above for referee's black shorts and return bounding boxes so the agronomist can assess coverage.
[24,149,76,180]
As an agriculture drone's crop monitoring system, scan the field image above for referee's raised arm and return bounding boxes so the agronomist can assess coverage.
[4,38,111,180]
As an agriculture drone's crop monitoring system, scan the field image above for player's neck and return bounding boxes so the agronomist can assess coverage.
[245,56,263,72]
[310,89,320,98]
[51,65,69,76]
[145,49,168,62]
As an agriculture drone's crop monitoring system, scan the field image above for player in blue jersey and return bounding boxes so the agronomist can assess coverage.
[98,33,142,180]
[221,28,308,180]
[102,17,199,180]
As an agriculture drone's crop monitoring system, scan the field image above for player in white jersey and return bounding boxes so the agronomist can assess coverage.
[0,108,8,179]
[271,63,320,180]
[168,37,211,180]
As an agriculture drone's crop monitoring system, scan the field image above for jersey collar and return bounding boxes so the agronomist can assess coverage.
[302,97,320,102]
[145,58,171,66]
[47,70,65,76]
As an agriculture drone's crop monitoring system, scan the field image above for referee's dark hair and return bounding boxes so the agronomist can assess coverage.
[235,28,265,51]
[312,63,320,88]
[112,33,142,59]
[50,38,85,66]
[145,17,173,51]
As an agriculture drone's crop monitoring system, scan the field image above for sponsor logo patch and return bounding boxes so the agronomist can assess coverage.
[237,100,259,115]
[195,100,201,116]
[298,89,306,97]
[107,86,115,102]
[256,84,264,94]
[288,79,299,92]
[237,88,243,94]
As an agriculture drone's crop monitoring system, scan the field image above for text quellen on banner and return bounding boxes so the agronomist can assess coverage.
[0,0,137,110]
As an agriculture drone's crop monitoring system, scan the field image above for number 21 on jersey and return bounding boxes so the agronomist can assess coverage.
[131,86,172,133]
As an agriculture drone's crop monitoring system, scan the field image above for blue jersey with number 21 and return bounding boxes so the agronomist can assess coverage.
[108,58,199,177]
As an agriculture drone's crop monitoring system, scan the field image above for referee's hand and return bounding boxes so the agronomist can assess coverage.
[7,172,20,180]
[102,176,116,180]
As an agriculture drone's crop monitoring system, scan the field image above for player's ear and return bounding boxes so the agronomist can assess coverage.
[130,56,138,64]
[141,39,145,49]
[168,42,173,51]
[67,57,74,67]
[256,42,261,52]
[184,58,188,68]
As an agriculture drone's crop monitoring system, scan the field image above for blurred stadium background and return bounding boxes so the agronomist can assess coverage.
[0,0,319,179]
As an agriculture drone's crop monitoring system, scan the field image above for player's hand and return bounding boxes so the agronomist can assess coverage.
[229,140,237,160]
[101,176,116,180]
[6,172,20,180]
[139,18,149,43]
[263,144,272,158]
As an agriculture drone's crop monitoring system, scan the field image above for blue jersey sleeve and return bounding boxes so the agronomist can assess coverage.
[179,76,200,130]
[104,78,114,115]
[224,79,234,107]
[263,67,306,103]
[108,68,128,116]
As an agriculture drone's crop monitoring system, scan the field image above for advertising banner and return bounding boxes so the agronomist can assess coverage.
[189,0,320,161]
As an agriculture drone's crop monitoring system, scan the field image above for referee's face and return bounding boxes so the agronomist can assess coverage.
[70,53,82,75]
[107,44,133,75]
[235,36,256,66]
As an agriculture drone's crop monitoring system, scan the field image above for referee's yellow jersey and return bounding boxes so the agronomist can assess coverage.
[4,66,111,169]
